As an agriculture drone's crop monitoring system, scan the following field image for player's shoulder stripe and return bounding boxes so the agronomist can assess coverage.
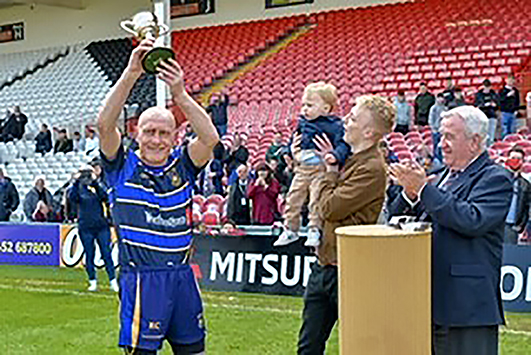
[120,225,192,237]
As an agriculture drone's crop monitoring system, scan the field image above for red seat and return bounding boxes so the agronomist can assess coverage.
[396,151,414,161]
[192,210,202,224]
[203,211,221,226]
[206,194,225,206]
[504,134,523,143]
[522,164,531,174]
[193,195,206,211]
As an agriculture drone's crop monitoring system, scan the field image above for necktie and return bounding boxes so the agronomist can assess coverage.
[506,180,519,225]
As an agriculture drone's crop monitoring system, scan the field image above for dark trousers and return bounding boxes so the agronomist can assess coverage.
[298,264,337,355]
[395,124,409,136]
[432,324,498,355]
[416,113,429,126]
[79,226,116,281]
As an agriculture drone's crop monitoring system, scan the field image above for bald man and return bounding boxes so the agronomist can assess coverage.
[98,39,219,355]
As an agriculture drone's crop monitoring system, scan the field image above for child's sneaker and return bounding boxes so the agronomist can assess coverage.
[88,280,97,292]
[305,227,321,247]
[273,227,299,246]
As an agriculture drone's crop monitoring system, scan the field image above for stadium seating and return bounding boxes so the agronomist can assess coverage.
[1,0,530,225]
[0,43,110,141]
[0,45,70,88]
[85,38,156,110]
[224,0,531,136]
[172,16,307,93]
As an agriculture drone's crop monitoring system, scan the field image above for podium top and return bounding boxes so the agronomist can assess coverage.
[335,225,431,239]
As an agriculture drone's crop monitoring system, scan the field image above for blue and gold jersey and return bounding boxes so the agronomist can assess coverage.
[101,144,201,266]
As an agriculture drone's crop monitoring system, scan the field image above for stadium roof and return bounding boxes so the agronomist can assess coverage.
[0,0,85,10]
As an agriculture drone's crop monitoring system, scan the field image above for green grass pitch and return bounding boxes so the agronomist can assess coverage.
[0,265,529,354]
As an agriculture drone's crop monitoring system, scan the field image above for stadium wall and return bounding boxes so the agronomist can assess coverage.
[0,0,403,54]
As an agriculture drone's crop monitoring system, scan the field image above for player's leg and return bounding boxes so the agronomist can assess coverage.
[119,269,171,354]
[78,227,97,289]
[167,265,206,355]
[168,340,205,355]
[123,346,157,355]
[297,263,338,355]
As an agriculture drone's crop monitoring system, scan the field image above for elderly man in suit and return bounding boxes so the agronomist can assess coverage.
[388,105,512,355]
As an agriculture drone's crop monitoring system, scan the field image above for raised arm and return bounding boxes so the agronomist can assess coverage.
[98,39,154,160]
[158,59,219,168]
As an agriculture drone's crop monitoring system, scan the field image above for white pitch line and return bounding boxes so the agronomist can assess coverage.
[501,329,531,337]
[0,283,299,315]
[3,282,531,329]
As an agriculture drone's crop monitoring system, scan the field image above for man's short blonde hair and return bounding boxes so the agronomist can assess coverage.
[304,82,339,111]
[356,95,396,137]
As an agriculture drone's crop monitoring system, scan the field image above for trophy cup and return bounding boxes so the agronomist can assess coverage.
[121,11,174,75]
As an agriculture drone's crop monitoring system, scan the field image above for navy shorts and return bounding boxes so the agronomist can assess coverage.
[118,264,206,351]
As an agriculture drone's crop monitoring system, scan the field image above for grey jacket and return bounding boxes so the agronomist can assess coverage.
[23,187,53,221]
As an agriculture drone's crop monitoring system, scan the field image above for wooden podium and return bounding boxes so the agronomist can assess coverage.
[335,225,431,355]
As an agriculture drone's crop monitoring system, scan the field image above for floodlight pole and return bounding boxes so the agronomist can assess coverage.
[153,0,171,108]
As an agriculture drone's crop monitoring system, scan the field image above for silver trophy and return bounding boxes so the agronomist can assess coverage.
[121,11,174,74]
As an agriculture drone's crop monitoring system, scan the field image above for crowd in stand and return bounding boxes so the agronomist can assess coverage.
[0,75,529,238]
[395,75,524,151]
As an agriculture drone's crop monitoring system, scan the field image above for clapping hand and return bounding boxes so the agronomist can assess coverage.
[389,160,429,200]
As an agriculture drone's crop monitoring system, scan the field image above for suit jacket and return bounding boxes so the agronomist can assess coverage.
[509,174,531,233]
[316,144,387,265]
[388,152,512,327]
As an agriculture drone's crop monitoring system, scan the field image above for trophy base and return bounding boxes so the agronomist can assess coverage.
[142,47,175,75]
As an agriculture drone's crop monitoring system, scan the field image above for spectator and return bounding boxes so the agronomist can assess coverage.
[414,82,435,126]
[0,168,19,221]
[248,163,280,225]
[0,106,27,142]
[394,90,412,135]
[504,146,530,245]
[54,129,74,154]
[388,106,512,353]
[268,158,290,194]
[429,93,448,161]
[206,93,229,137]
[210,142,226,196]
[68,164,118,292]
[226,133,249,177]
[475,79,500,146]
[227,164,251,225]
[451,87,467,108]
[23,176,53,221]
[72,131,85,152]
[266,132,287,164]
[35,124,53,154]
[84,126,99,155]
[442,78,456,107]
[499,75,521,139]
